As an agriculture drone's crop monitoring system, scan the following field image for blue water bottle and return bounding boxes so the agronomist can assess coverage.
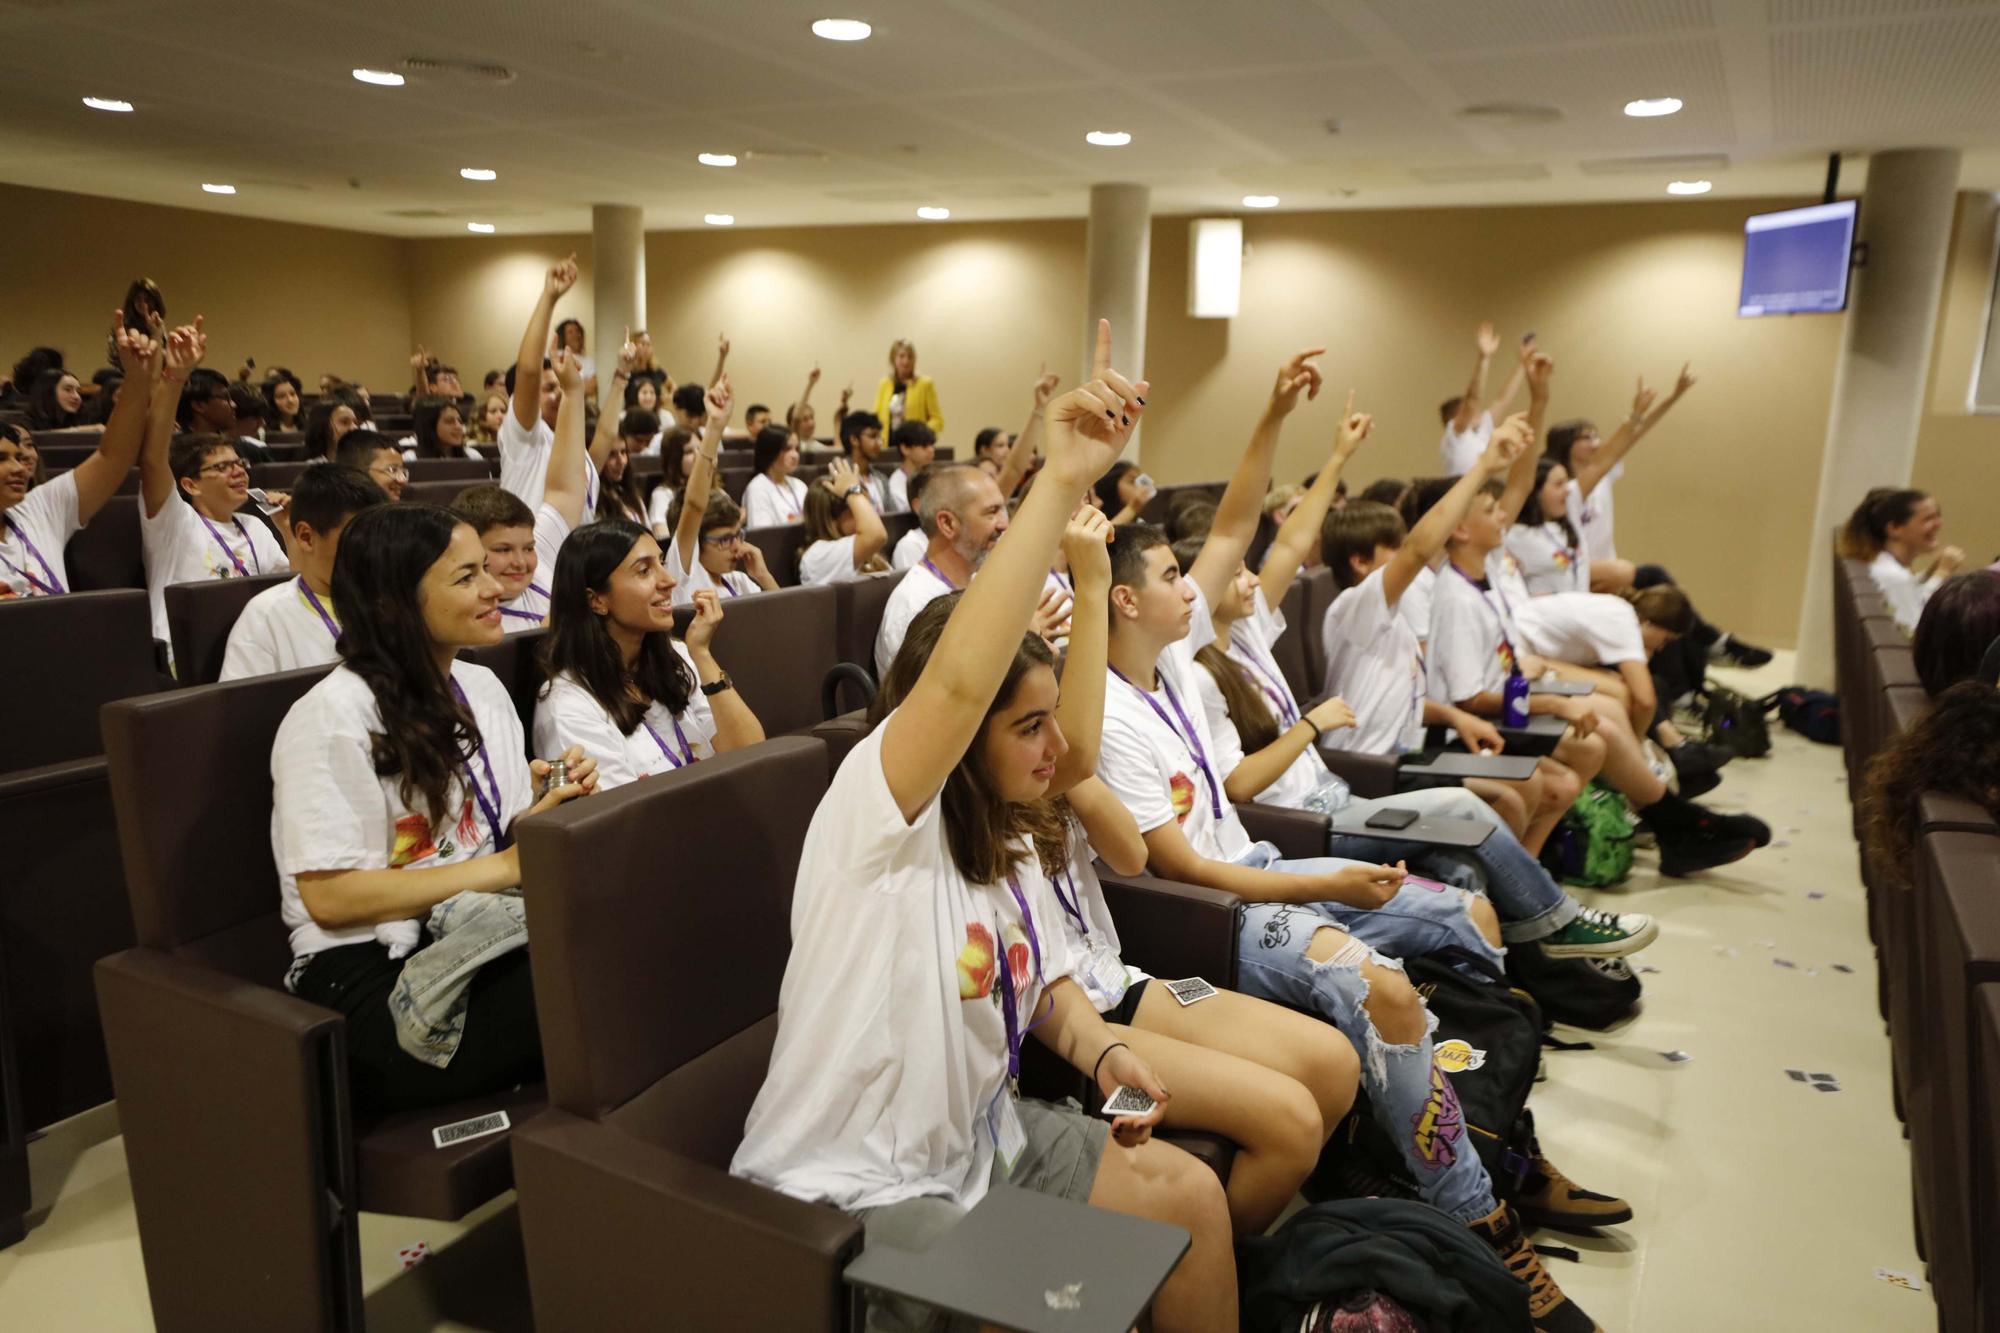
[1502,670,1530,728]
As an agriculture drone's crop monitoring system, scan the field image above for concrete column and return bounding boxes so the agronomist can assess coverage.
[591,204,645,392]
[1793,149,1960,685]
[1083,184,1151,458]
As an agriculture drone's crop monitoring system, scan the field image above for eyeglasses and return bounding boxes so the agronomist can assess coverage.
[701,528,747,546]
[198,458,249,476]
[372,463,411,480]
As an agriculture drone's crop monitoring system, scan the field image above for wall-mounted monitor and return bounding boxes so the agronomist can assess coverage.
[1739,199,1859,317]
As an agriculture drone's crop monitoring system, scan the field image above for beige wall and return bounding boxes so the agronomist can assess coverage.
[1912,192,2000,560]
[0,182,412,391]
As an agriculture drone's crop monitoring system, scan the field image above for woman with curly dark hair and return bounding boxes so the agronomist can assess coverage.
[1864,674,2000,888]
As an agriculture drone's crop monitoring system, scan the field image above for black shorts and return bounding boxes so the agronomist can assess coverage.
[1105,977,1151,1026]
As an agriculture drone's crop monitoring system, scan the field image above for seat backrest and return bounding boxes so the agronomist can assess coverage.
[1297,567,1336,696]
[166,573,291,687]
[1269,578,1312,701]
[834,568,909,672]
[64,494,145,591]
[1,589,160,771]
[720,465,752,503]
[672,584,838,736]
[100,666,330,977]
[461,630,547,746]
[400,478,468,508]
[518,736,827,1119]
[882,510,918,552]
[746,524,805,587]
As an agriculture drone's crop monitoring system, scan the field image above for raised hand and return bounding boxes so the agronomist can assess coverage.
[1032,364,1060,410]
[1668,361,1696,400]
[837,383,853,407]
[806,364,821,387]
[1476,321,1500,358]
[1061,504,1114,587]
[111,311,163,382]
[1043,320,1148,487]
[1332,389,1372,460]
[1269,347,1326,418]
[703,374,733,427]
[617,326,638,373]
[822,456,859,493]
[717,332,731,360]
[410,345,431,371]
[1482,412,1531,470]
[545,254,580,299]
[685,587,724,653]
[1524,351,1554,398]
[552,346,583,394]
[1631,376,1658,421]
[165,316,208,376]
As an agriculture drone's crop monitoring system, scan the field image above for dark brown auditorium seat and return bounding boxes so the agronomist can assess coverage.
[1270,577,1312,701]
[400,478,471,508]
[94,666,542,1332]
[1889,794,1999,1127]
[746,522,805,586]
[833,567,909,675]
[512,737,863,1330]
[1972,984,2000,1328]
[1298,567,1337,696]
[672,584,838,737]
[165,573,289,687]
[1,589,159,771]
[63,495,144,592]
[462,629,548,738]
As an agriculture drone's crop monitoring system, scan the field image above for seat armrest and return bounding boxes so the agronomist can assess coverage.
[1095,863,1240,989]
[513,1108,861,1332]
[1238,802,1330,860]
[1313,742,1401,800]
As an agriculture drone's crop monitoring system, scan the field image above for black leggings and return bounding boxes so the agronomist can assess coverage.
[292,941,543,1117]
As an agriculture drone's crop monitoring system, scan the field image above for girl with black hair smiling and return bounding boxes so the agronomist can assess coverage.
[533,520,764,789]
[272,502,597,1114]
[409,395,480,460]
[262,370,305,432]
[741,425,808,528]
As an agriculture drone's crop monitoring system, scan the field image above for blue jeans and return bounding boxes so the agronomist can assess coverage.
[1231,880,1498,1223]
[1327,788,1579,945]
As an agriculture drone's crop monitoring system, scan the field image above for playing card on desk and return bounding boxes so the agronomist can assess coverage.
[1165,977,1217,1006]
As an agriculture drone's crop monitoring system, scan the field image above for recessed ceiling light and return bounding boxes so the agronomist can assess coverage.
[1241,195,1279,209]
[1666,179,1712,195]
[352,68,405,87]
[811,18,872,41]
[1625,97,1683,118]
[82,96,133,113]
[704,213,735,226]
[697,152,738,168]
[1085,130,1131,147]
[466,222,496,233]
[917,206,951,220]
[459,167,497,181]
[201,183,236,195]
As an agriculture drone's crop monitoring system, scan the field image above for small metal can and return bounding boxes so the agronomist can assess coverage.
[542,759,569,796]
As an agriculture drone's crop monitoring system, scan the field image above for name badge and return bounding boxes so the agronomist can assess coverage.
[988,1089,1026,1179]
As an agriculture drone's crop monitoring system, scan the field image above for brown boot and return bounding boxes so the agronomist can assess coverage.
[1515,1150,1634,1231]
[1468,1202,1604,1333]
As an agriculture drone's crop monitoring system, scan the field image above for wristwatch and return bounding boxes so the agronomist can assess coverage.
[843,484,867,499]
[700,674,734,697]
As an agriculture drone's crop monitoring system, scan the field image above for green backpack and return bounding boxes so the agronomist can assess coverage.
[1539,781,1636,888]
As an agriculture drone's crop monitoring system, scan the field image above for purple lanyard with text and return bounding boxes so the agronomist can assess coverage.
[0,517,65,595]
[1233,641,1300,728]
[719,574,740,598]
[294,577,339,639]
[1110,664,1224,821]
[448,679,512,851]
[1449,563,1518,666]
[200,513,258,577]
[642,712,698,769]
[995,875,1048,1084]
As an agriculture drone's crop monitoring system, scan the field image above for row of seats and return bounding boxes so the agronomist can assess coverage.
[1834,551,2000,1331]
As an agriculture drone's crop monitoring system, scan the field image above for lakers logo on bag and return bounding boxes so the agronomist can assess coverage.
[1434,1038,1487,1075]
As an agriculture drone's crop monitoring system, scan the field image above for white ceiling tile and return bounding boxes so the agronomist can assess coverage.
[1772,10,2000,143]
[1358,0,1717,54]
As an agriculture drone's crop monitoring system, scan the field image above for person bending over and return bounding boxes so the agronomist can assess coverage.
[1841,486,1963,635]
[221,464,388,680]
[273,502,595,1115]
[534,520,763,788]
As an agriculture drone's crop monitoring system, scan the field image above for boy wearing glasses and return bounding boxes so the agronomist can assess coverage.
[139,430,288,666]
[334,430,409,502]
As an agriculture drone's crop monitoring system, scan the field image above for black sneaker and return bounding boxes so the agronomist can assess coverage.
[1675,765,1721,799]
[1669,739,1734,775]
[1711,633,1774,668]
[1656,826,1756,877]
[1469,1203,1604,1333]
[1686,804,1772,848]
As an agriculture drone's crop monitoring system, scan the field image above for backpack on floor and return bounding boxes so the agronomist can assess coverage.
[1538,780,1635,888]
[1696,678,1774,758]
[1774,685,1841,745]
[1504,941,1644,1031]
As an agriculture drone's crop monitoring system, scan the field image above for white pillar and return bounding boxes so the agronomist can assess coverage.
[591,204,645,392]
[1793,149,1960,684]
[1083,183,1151,457]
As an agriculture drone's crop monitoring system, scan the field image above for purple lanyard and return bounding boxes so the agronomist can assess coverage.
[200,512,257,577]
[448,680,512,852]
[0,517,65,595]
[719,574,740,598]
[1050,865,1089,937]
[294,577,338,639]
[642,712,698,769]
[1449,563,1518,669]
[1232,639,1300,728]
[1110,664,1224,821]
[919,557,958,591]
[994,875,1048,1084]
[1050,569,1072,597]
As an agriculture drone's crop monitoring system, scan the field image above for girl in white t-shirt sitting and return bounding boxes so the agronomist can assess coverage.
[1842,486,1965,634]
[733,328,1238,1333]
[409,396,481,461]
[274,502,596,1114]
[533,519,764,789]
[741,426,809,529]
[796,457,889,586]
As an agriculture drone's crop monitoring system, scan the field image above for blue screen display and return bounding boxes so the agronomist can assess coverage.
[1739,200,1858,316]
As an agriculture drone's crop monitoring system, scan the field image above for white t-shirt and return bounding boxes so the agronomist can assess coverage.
[1505,522,1589,596]
[220,577,343,681]
[1869,549,1938,634]
[401,442,482,462]
[1427,553,1528,705]
[742,472,808,528]
[887,468,914,513]
[1400,563,1435,644]
[1566,464,1622,565]
[875,559,955,679]
[140,495,287,650]
[850,467,888,513]
[1096,586,1251,862]
[497,410,597,515]
[730,720,1076,1213]
[799,535,876,587]
[497,502,572,630]
[892,527,929,571]
[646,483,674,532]
[1048,816,1145,1014]
[1198,587,1326,807]
[665,532,759,606]
[1439,409,1492,476]
[271,660,531,963]
[0,470,80,599]
[532,647,717,791]
[1322,567,1427,756]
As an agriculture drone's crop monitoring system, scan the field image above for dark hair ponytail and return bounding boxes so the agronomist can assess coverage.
[539,520,694,731]
[1839,487,1927,561]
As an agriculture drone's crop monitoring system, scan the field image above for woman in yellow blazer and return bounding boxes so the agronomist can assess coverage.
[871,338,943,436]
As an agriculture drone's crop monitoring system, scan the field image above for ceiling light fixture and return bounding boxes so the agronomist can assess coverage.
[82,96,133,113]
[1241,194,1279,209]
[917,206,951,220]
[811,19,872,41]
[1666,179,1712,195]
[1085,130,1131,147]
[1625,97,1683,118]
[459,167,497,181]
[704,213,736,226]
[201,183,236,195]
[467,222,496,233]
[697,152,738,167]
[352,68,405,87]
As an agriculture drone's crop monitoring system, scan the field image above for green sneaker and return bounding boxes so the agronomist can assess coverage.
[1541,906,1657,958]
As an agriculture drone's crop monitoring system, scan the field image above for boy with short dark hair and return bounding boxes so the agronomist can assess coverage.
[221,466,388,680]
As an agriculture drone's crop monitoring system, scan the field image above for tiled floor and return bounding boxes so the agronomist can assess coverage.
[0,653,1937,1331]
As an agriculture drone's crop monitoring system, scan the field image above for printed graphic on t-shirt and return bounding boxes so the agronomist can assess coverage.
[1169,771,1196,822]
[1001,920,1031,992]
[958,921,997,1000]
[388,799,475,868]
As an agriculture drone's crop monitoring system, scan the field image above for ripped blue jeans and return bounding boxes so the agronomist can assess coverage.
[1229,845,1500,1222]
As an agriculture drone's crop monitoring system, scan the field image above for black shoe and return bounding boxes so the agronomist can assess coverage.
[1711,633,1774,668]
[1679,801,1771,848]
[1669,739,1734,775]
[1656,826,1756,877]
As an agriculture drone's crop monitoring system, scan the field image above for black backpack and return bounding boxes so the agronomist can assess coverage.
[1696,678,1773,758]
[1774,685,1841,745]
[1504,941,1643,1031]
